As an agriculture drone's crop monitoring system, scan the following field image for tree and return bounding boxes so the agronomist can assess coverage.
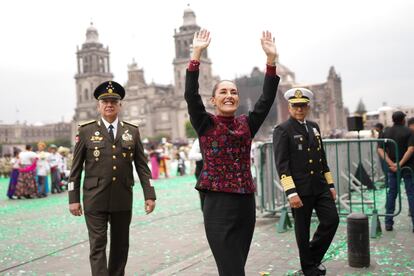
[355,98,367,116]
[185,120,197,138]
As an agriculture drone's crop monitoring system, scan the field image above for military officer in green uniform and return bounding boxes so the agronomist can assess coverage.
[273,88,339,276]
[68,81,156,276]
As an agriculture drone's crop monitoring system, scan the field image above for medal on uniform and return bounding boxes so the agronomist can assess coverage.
[95,131,100,136]
[90,136,103,142]
[122,130,133,141]
[93,149,100,157]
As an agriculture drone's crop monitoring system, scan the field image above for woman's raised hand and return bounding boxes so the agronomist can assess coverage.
[191,29,211,61]
[261,31,278,65]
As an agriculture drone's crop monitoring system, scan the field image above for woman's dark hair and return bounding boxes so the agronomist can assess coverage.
[211,80,237,97]
[408,117,414,126]
[25,144,32,150]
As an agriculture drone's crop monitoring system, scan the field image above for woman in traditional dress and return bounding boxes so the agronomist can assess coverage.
[149,145,160,180]
[184,30,280,275]
[15,145,38,199]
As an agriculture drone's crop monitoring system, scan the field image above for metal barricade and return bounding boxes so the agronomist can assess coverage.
[255,138,413,237]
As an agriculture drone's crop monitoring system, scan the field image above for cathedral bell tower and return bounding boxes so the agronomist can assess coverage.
[74,23,113,123]
[173,6,214,98]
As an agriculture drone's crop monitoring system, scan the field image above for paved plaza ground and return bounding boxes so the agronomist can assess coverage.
[0,176,413,275]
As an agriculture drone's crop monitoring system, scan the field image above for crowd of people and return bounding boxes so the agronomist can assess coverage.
[2,142,71,199]
[145,140,189,179]
[2,53,413,276]
[0,139,210,199]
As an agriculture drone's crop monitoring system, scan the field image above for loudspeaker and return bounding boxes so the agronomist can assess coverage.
[347,116,364,131]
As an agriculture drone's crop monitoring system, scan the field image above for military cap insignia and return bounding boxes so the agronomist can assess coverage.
[284,88,313,104]
[294,89,303,98]
[94,80,125,100]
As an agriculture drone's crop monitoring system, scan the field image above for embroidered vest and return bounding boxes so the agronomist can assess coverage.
[197,114,255,194]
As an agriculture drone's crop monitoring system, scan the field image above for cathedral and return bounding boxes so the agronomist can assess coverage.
[73,7,346,142]
[73,7,215,143]
[236,64,346,139]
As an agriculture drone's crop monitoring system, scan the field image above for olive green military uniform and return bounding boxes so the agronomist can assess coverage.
[69,119,155,276]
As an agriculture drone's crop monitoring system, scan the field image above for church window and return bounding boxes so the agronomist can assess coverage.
[77,85,82,102]
[83,56,89,73]
[79,58,83,74]
[84,89,89,101]
[161,112,169,122]
[99,57,105,73]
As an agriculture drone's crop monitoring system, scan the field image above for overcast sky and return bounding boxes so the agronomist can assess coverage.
[1,0,413,124]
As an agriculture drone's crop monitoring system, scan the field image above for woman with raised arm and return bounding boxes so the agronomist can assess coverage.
[185,29,280,276]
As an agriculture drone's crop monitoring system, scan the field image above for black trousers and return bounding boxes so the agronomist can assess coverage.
[50,169,62,193]
[84,210,132,276]
[203,191,256,276]
[292,190,339,276]
[199,190,206,210]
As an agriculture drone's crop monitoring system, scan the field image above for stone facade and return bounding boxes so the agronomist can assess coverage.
[236,64,346,138]
[0,122,71,145]
[73,8,215,143]
[73,7,346,141]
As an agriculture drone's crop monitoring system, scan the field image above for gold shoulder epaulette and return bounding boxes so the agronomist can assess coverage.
[78,120,96,127]
[122,120,139,128]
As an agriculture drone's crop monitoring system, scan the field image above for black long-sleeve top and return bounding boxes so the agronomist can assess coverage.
[184,61,280,193]
[185,62,280,137]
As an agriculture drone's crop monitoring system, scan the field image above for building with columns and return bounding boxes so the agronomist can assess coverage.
[73,7,215,142]
[73,7,346,141]
[74,23,113,122]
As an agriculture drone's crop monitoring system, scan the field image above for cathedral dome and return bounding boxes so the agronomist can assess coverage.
[85,23,100,43]
[183,6,196,26]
